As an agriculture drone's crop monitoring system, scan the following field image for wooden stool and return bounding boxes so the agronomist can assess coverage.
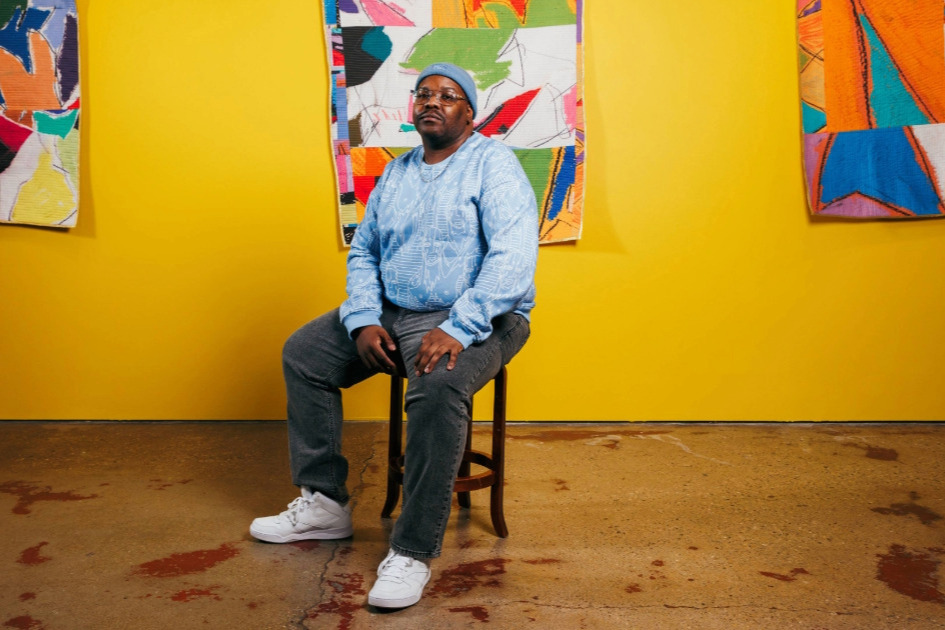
[380,366,509,538]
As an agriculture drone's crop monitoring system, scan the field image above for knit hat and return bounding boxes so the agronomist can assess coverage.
[415,62,477,118]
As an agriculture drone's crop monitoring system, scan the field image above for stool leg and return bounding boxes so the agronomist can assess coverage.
[457,399,473,509]
[381,375,403,519]
[490,367,509,538]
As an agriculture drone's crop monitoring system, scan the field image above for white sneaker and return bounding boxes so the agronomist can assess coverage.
[367,549,431,608]
[249,487,352,543]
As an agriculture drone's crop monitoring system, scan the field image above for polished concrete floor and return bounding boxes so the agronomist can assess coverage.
[2,421,945,629]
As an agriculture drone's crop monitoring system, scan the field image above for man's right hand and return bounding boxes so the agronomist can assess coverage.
[353,325,397,373]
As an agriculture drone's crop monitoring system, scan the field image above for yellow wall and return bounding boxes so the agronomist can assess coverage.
[2,2,944,421]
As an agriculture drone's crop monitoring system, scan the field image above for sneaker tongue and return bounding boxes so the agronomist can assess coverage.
[301,486,316,501]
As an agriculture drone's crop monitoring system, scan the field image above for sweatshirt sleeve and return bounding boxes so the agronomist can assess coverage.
[339,170,387,337]
[438,144,539,347]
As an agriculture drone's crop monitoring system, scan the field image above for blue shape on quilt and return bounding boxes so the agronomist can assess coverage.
[547,145,575,222]
[821,127,942,215]
[0,7,51,74]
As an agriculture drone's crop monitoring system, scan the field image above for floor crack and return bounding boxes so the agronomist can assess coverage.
[288,423,386,629]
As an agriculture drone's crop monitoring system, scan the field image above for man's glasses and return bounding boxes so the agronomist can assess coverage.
[411,88,467,106]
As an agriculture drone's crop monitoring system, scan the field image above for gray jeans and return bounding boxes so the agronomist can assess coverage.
[282,301,530,559]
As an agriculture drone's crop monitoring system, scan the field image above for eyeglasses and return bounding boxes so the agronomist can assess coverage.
[411,88,467,106]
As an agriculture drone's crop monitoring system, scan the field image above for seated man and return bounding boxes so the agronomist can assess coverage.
[250,62,538,609]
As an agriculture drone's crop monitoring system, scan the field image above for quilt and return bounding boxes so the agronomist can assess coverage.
[798,0,945,218]
[324,0,584,244]
[0,0,79,228]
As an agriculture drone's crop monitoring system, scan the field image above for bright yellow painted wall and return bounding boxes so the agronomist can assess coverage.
[2,2,944,421]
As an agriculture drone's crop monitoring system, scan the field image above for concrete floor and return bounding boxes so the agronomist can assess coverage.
[2,422,944,629]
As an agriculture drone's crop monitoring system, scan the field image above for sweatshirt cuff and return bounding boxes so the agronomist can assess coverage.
[438,320,477,349]
[343,312,383,339]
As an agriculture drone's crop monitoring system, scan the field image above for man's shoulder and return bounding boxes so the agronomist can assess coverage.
[466,133,519,163]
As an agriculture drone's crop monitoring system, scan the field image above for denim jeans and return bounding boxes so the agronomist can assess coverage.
[282,301,530,559]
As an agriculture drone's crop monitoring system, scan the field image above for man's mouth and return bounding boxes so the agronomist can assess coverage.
[418,113,442,123]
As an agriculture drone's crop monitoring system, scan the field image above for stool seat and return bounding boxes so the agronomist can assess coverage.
[381,366,509,538]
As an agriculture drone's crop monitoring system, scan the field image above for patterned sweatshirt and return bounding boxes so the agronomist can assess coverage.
[340,132,538,348]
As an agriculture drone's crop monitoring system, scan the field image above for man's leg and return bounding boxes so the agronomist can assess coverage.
[283,307,376,504]
[250,308,377,543]
[390,310,531,559]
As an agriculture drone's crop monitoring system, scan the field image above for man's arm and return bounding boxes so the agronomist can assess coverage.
[340,173,387,337]
[440,145,539,345]
[414,145,539,375]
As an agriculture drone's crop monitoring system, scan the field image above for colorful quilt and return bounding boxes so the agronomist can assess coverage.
[0,1,79,228]
[324,0,584,244]
[798,0,945,218]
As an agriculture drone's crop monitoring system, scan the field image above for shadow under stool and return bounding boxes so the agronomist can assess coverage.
[381,366,509,538]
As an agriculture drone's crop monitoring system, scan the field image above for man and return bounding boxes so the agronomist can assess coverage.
[250,62,538,609]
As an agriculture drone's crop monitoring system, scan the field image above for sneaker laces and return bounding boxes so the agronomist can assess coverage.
[279,496,313,525]
[378,554,417,581]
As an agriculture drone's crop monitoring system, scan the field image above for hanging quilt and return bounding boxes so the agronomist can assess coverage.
[798,0,945,218]
[324,0,584,244]
[0,1,79,228]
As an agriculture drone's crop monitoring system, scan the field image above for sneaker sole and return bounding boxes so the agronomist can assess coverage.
[249,525,353,543]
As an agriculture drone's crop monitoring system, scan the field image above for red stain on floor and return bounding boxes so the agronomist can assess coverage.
[523,558,560,565]
[147,479,194,491]
[449,605,489,621]
[132,543,240,578]
[872,492,942,526]
[17,543,51,566]
[430,558,508,598]
[877,545,945,603]
[18,594,36,602]
[287,540,321,551]
[306,572,365,630]
[0,481,99,515]
[552,479,570,492]
[625,583,643,594]
[760,568,810,582]
[3,617,43,629]
[171,587,222,602]
[842,443,898,461]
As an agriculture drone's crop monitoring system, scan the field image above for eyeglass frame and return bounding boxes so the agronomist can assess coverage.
[410,88,468,106]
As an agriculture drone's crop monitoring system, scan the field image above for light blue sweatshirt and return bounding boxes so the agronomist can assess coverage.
[340,133,539,348]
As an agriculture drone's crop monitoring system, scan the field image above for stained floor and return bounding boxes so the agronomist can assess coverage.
[2,422,945,629]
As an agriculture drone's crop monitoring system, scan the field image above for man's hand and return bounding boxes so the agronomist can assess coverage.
[353,325,397,373]
[414,328,463,376]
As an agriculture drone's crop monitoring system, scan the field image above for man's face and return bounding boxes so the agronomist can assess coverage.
[412,75,472,145]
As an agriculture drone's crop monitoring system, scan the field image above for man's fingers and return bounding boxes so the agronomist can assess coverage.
[373,337,396,370]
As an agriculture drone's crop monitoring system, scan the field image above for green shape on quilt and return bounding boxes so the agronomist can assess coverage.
[34,109,79,138]
[401,29,514,89]
[59,127,79,186]
[798,48,811,68]
[513,148,555,208]
[478,0,575,27]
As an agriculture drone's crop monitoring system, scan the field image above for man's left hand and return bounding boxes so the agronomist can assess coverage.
[414,328,463,376]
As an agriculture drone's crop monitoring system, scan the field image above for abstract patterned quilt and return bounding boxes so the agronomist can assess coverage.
[0,1,79,228]
[324,0,584,244]
[798,0,945,218]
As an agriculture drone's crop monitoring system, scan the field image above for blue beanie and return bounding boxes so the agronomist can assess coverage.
[415,62,477,118]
